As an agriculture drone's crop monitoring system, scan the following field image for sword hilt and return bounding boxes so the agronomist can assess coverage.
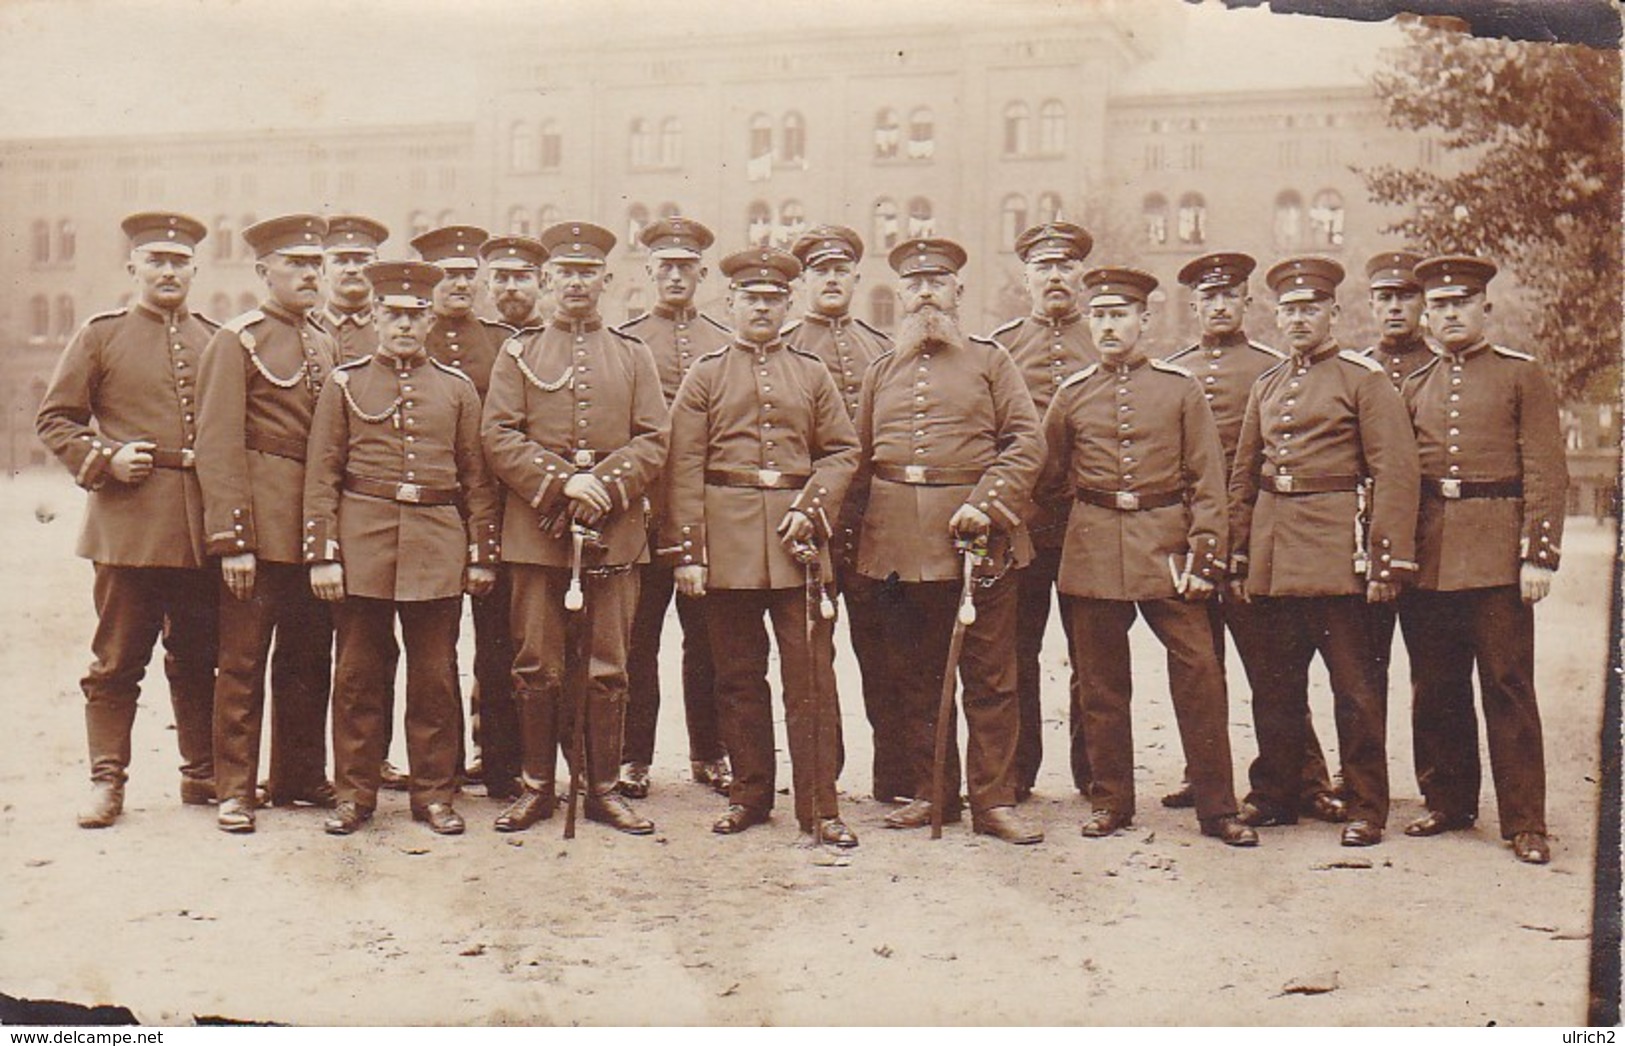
[952,534,986,625]
[565,522,601,612]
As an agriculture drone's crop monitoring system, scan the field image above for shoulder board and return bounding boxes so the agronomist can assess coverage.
[306,313,331,334]
[430,358,473,382]
[779,318,804,337]
[223,309,266,334]
[694,346,731,365]
[853,317,892,342]
[700,313,732,335]
[1163,343,1198,362]
[1149,359,1192,378]
[989,316,1024,339]
[608,326,644,345]
[1359,344,1378,357]
[477,317,511,332]
[1491,344,1535,362]
[1258,358,1290,381]
[787,346,823,365]
[1407,355,1443,380]
[194,313,221,331]
[1338,350,1384,373]
[1248,340,1286,359]
[1057,363,1101,390]
[617,312,651,330]
[968,334,1000,349]
[83,308,128,329]
[335,355,370,371]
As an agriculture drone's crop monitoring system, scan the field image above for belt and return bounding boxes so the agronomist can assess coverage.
[1260,473,1361,495]
[1423,477,1523,500]
[1075,486,1184,511]
[703,468,810,490]
[564,448,605,470]
[246,431,307,463]
[150,447,195,470]
[874,463,983,486]
[344,475,460,506]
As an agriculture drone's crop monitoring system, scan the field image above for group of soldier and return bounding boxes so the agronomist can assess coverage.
[35,203,1568,864]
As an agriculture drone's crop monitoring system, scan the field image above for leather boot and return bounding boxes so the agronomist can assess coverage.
[514,687,558,801]
[77,781,124,829]
[84,700,137,790]
[583,697,652,834]
[167,666,216,791]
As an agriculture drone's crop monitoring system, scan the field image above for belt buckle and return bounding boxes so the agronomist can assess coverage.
[1114,491,1140,511]
[180,447,196,469]
[757,468,781,488]
[1439,478,1462,499]
[1272,475,1295,494]
[397,482,423,504]
[572,449,596,469]
[904,464,927,484]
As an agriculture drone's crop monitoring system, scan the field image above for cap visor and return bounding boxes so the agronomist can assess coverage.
[1424,286,1476,301]
[486,259,539,270]
[376,295,431,309]
[802,247,853,267]
[650,247,702,261]
[1369,277,1417,290]
[1277,288,1325,304]
[736,281,789,294]
[436,259,480,272]
[138,243,194,257]
[1088,293,1135,307]
[1025,247,1074,263]
[274,245,325,258]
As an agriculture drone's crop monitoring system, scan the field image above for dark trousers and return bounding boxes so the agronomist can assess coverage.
[841,569,908,800]
[624,560,722,765]
[1014,545,1090,793]
[1403,585,1545,837]
[213,562,332,803]
[469,565,520,787]
[1247,595,1389,825]
[1213,597,1336,801]
[82,565,218,786]
[707,587,841,824]
[509,564,637,797]
[331,596,462,811]
[884,574,1020,813]
[1070,597,1238,821]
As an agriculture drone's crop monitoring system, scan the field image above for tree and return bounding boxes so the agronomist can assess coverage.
[1360,16,1622,400]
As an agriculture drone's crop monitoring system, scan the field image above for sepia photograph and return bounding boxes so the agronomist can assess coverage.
[0,0,1619,1028]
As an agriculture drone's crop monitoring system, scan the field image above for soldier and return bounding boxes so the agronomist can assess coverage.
[413,224,522,800]
[481,221,668,835]
[855,237,1046,845]
[1400,255,1567,864]
[36,212,219,828]
[988,221,1097,801]
[482,234,552,335]
[197,214,340,833]
[1228,256,1420,847]
[665,246,860,843]
[783,224,900,802]
[1162,251,1346,824]
[305,261,500,836]
[616,217,730,800]
[319,215,389,363]
[1038,267,1256,847]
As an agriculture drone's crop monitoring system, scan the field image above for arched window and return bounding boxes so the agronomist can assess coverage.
[402,211,425,238]
[1273,190,1304,250]
[777,200,807,247]
[1310,189,1345,247]
[28,295,49,337]
[629,118,653,169]
[873,197,900,249]
[55,295,75,338]
[1177,193,1206,245]
[510,121,538,172]
[539,120,562,169]
[746,200,773,247]
[627,203,650,249]
[658,202,681,220]
[436,209,456,226]
[238,215,257,260]
[781,112,806,165]
[1038,100,1066,154]
[1003,101,1031,156]
[1000,194,1028,252]
[537,204,559,231]
[1142,194,1169,246]
[209,292,232,319]
[907,107,935,159]
[748,113,773,159]
[237,291,259,314]
[659,117,682,167]
[874,108,901,159]
[30,220,50,263]
[1035,191,1065,224]
[907,197,935,239]
[868,285,896,332]
[214,216,235,262]
[58,221,76,263]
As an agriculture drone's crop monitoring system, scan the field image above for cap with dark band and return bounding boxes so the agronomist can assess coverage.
[479,235,549,271]
[364,260,443,311]
[1266,256,1345,304]
[639,216,714,260]
[792,224,864,267]
[1015,221,1093,264]
[539,221,617,266]
[121,212,207,256]
[1083,266,1158,307]
[1365,250,1424,291]
[888,237,968,278]
[242,214,327,259]
[1178,251,1257,292]
[1413,254,1498,300]
[412,225,488,272]
[720,247,801,293]
[324,215,389,253]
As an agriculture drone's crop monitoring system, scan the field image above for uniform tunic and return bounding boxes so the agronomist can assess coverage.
[424,313,506,400]
[784,312,892,424]
[1363,333,1435,393]
[320,304,379,365]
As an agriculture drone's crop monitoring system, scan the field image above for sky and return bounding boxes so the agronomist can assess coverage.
[0,0,1403,140]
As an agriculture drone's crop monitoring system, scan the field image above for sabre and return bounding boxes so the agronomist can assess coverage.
[931,533,986,839]
[562,520,601,840]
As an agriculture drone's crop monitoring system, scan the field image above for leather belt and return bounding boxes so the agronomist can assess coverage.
[703,468,810,490]
[565,448,605,470]
[1423,477,1523,500]
[874,463,983,486]
[1075,486,1184,511]
[1260,473,1361,495]
[150,447,195,470]
[344,475,460,506]
[246,431,307,463]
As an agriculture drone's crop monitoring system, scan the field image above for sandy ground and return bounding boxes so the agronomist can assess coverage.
[0,470,1612,1026]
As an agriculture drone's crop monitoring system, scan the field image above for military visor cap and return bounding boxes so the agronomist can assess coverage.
[480,235,549,270]
[792,224,864,267]
[540,221,617,266]
[122,212,207,256]
[1267,256,1345,304]
[640,216,714,260]
[1015,221,1092,264]
[324,214,389,253]
[243,214,327,258]
[1084,266,1158,307]
[1178,251,1256,292]
[1365,250,1424,291]
[412,225,488,272]
[365,260,443,310]
[1414,254,1498,300]
[889,237,968,278]
[721,247,801,293]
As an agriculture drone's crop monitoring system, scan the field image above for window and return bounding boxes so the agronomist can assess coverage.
[1177,193,1206,245]
[907,107,935,160]
[748,113,773,159]
[1142,194,1169,246]
[627,203,650,248]
[781,112,806,165]
[1310,189,1345,247]
[1000,194,1028,252]
[438,167,457,192]
[907,197,935,239]
[209,292,232,319]
[1035,191,1064,224]
[874,108,900,159]
[624,286,648,323]
[746,200,773,246]
[58,221,76,263]
[30,220,50,263]
[657,201,682,220]
[1038,100,1066,154]
[869,285,896,332]
[537,204,559,232]
[436,209,456,226]
[1003,101,1031,156]
[29,295,49,337]
[629,118,655,169]
[1273,190,1304,250]
[505,206,532,236]
[540,121,562,169]
[237,291,259,313]
[239,215,257,260]
[411,210,432,238]
[338,170,356,195]
[510,122,538,172]
[777,200,807,247]
[873,197,900,250]
[659,117,682,167]
[1144,143,1166,171]
[55,295,75,337]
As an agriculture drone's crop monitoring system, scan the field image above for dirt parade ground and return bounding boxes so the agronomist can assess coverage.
[0,470,1613,1026]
